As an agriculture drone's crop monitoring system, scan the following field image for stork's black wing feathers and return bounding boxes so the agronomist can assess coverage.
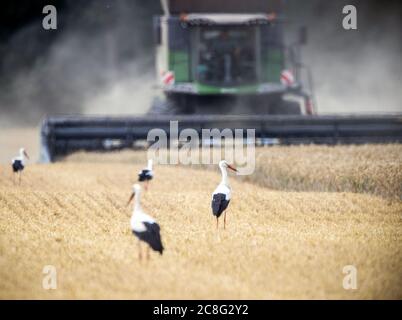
[12,160,24,172]
[133,222,164,254]
[138,169,153,181]
[211,193,230,218]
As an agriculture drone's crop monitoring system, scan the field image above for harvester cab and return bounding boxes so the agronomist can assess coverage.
[150,0,315,115]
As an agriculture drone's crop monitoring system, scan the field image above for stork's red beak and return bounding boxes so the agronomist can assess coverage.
[126,192,135,206]
[24,151,30,160]
[227,164,238,172]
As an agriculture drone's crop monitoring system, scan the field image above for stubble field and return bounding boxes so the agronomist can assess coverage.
[0,144,401,299]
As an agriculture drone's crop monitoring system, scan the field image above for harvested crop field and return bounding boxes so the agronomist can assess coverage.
[0,144,401,299]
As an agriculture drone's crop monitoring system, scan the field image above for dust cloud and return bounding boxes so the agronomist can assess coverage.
[286,0,402,113]
[0,0,160,126]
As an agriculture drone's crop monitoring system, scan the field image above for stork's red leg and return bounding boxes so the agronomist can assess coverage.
[224,211,227,230]
[216,217,218,229]
[146,246,150,261]
[138,240,142,261]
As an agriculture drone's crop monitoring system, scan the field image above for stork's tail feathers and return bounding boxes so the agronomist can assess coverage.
[211,193,227,217]
[151,236,164,255]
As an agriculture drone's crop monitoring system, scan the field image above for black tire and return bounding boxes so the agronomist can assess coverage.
[269,99,302,115]
[148,97,179,115]
[148,95,196,115]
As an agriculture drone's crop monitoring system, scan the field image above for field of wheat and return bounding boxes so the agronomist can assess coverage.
[250,144,402,199]
[0,143,401,299]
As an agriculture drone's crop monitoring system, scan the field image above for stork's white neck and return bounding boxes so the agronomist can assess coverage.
[134,190,142,213]
[220,165,229,186]
[147,159,153,171]
[19,150,25,159]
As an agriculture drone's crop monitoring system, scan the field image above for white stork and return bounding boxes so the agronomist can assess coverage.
[138,159,154,190]
[211,160,237,229]
[127,183,164,260]
[11,148,29,184]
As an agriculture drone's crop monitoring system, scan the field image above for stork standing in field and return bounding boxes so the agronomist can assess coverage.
[211,160,237,229]
[138,159,153,190]
[127,183,164,260]
[11,148,30,184]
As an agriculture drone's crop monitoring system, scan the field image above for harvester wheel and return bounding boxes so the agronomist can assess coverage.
[270,99,302,115]
[148,97,180,115]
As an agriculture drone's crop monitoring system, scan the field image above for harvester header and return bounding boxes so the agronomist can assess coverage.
[40,114,402,162]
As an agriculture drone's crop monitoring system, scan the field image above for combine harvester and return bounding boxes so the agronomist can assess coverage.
[40,0,402,162]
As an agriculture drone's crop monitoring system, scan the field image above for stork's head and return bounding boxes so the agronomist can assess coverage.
[19,148,29,159]
[219,160,237,172]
